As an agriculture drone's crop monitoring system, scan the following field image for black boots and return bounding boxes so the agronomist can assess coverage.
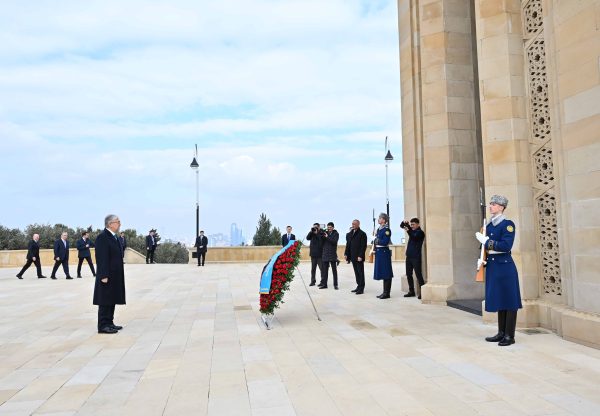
[499,310,517,346]
[377,280,392,299]
[486,310,517,346]
[485,310,506,342]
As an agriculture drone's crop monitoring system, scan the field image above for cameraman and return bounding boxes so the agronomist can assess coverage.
[306,223,324,286]
[319,222,339,290]
[400,218,426,298]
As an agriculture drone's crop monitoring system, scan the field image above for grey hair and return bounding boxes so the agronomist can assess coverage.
[105,214,119,227]
[379,213,389,223]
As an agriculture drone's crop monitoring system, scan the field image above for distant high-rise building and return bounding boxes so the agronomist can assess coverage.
[230,223,244,246]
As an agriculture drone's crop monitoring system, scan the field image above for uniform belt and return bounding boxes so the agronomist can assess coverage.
[488,250,507,254]
[375,245,389,248]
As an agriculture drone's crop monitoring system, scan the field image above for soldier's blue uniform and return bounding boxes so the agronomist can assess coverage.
[484,219,522,312]
[373,226,393,280]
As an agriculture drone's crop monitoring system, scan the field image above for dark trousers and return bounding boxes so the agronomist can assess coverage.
[351,260,365,291]
[406,257,424,293]
[146,248,155,263]
[77,256,96,276]
[18,258,43,277]
[497,310,518,338]
[51,259,70,277]
[197,250,206,266]
[310,256,322,284]
[320,261,338,287]
[98,304,116,330]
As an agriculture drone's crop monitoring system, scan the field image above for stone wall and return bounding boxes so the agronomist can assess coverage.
[0,248,146,268]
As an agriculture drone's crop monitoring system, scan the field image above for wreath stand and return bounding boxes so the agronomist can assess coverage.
[260,266,322,330]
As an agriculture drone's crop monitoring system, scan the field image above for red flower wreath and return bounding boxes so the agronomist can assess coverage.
[259,241,302,315]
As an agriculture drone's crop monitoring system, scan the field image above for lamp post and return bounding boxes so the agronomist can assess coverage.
[384,136,394,222]
[190,144,199,239]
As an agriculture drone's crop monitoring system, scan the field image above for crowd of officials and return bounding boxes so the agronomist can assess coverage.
[13,193,521,345]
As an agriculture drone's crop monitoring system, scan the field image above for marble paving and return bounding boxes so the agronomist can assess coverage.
[1,262,600,416]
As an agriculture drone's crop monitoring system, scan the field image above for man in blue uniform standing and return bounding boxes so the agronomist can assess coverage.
[373,213,393,299]
[476,195,522,346]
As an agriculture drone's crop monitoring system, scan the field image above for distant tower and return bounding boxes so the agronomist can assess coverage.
[230,223,242,246]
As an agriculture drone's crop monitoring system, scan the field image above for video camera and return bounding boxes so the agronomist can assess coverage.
[400,220,410,230]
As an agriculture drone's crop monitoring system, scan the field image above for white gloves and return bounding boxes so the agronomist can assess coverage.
[477,258,486,270]
[475,232,489,244]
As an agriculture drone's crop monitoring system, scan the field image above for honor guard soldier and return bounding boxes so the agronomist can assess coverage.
[476,195,522,346]
[373,213,394,299]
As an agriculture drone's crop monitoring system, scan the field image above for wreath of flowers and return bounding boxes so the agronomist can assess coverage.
[259,241,302,315]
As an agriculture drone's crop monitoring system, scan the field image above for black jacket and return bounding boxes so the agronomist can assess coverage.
[405,227,425,258]
[344,228,368,261]
[195,235,208,253]
[119,236,127,250]
[76,237,95,258]
[94,229,126,305]
[146,235,157,250]
[321,230,339,262]
[306,230,324,258]
[281,233,296,247]
[26,239,40,260]
[53,239,69,261]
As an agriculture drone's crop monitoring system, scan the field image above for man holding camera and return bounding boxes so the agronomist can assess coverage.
[400,218,426,298]
[306,223,324,286]
[319,222,339,290]
[344,219,368,295]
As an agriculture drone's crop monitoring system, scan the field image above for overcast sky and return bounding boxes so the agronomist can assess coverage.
[0,0,403,244]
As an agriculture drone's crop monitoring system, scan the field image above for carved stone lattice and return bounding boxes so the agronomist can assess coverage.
[523,0,543,35]
[537,193,561,295]
[526,37,550,143]
[533,146,554,186]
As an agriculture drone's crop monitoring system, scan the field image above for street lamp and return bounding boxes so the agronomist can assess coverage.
[190,144,199,239]
[384,136,394,222]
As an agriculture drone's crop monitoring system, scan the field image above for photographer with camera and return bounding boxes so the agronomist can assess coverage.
[306,223,324,286]
[400,218,426,298]
[319,222,339,290]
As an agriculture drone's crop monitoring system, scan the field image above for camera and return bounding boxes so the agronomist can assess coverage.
[400,221,410,230]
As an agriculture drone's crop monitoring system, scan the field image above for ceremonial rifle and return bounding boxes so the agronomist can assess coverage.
[475,187,486,282]
[368,208,376,263]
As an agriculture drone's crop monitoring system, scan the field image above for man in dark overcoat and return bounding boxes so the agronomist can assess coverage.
[319,222,339,290]
[51,232,73,279]
[146,229,157,264]
[16,234,46,279]
[306,223,324,286]
[195,230,208,266]
[94,214,126,334]
[476,195,522,346]
[76,231,96,278]
[344,219,368,294]
[373,213,393,299]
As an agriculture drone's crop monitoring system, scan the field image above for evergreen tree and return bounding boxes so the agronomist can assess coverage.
[252,213,274,246]
[270,227,282,245]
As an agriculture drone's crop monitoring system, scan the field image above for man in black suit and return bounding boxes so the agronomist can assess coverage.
[16,234,46,279]
[195,230,208,266]
[281,226,296,247]
[119,232,127,259]
[93,214,126,334]
[51,232,73,279]
[306,223,324,286]
[400,217,426,299]
[344,220,368,294]
[146,229,157,264]
[76,231,96,278]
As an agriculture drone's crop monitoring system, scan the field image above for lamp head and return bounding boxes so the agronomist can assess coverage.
[190,157,199,170]
[384,150,394,162]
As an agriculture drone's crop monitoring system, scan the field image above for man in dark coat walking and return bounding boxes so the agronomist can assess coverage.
[76,231,96,278]
[195,230,208,266]
[319,222,339,290]
[51,232,73,279]
[16,234,46,279]
[344,219,368,295]
[306,223,324,286]
[146,229,157,264]
[94,214,126,334]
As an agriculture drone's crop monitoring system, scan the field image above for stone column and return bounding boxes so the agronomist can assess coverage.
[473,0,540,323]
[400,0,485,303]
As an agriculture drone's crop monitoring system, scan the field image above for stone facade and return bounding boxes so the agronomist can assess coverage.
[398,0,600,348]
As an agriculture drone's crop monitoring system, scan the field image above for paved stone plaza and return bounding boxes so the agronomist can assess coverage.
[1,263,600,416]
